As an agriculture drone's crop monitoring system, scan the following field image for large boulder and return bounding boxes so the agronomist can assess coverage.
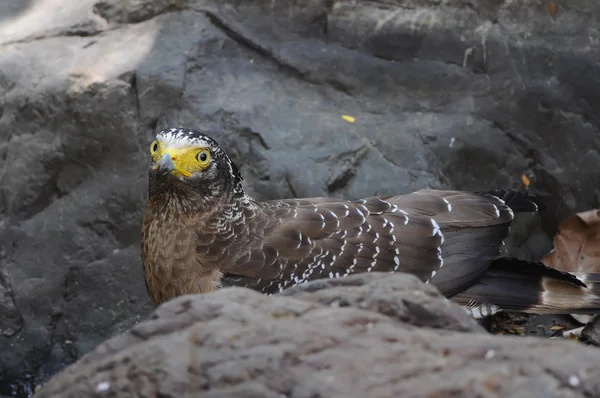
[34,274,600,397]
[2,0,600,392]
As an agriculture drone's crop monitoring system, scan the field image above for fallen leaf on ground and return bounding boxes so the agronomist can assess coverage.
[542,209,600,274]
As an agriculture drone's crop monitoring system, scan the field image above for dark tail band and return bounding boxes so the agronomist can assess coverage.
[452,257,600,317]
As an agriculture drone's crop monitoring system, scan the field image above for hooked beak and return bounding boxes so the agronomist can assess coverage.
[155,153,175,175]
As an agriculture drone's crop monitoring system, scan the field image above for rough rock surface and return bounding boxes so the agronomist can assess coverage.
[2,0,600,394]
[582,315,600,346]
[35,274,600,398]
[278,272,484,333]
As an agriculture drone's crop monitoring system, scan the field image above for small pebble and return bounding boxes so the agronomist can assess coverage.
[568,375,580,387]
[96,382,110,392]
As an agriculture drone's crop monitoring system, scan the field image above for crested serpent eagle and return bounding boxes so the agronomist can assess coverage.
[141,128,600,317]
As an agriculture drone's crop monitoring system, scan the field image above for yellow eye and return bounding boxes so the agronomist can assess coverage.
[196,149,211,167]
[150,140,159,154]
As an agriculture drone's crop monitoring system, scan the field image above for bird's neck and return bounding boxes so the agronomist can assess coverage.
[147,178,244,214]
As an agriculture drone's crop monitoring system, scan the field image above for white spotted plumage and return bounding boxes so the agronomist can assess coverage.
[391,205,410,224]
[492,204,500,218]
[220,188,522,309]
[157,128,217,150]
[430,218,441,236]
[442,197,452,212]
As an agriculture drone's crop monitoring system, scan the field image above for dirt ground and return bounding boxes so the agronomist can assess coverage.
[483,312,599,346]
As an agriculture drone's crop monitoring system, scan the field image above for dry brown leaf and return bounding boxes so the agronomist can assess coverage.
[542,209,600,273]
[521,174,531,188]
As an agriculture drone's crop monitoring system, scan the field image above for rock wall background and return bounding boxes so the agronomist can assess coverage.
[1,0,600,395]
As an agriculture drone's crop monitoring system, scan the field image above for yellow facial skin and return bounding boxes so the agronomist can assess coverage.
[150,140,211,178]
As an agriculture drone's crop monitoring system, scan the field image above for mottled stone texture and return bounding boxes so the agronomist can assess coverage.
[36,274,600,398]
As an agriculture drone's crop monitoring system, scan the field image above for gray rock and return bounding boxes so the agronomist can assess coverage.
[2,0,600,393]
[582,315,600,346]
[279,273,484,333]
[34,274,600,398]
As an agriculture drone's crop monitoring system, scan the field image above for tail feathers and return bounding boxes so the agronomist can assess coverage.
[475,189,546,213]
[452,257,600,318]
[574,272,600,295]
